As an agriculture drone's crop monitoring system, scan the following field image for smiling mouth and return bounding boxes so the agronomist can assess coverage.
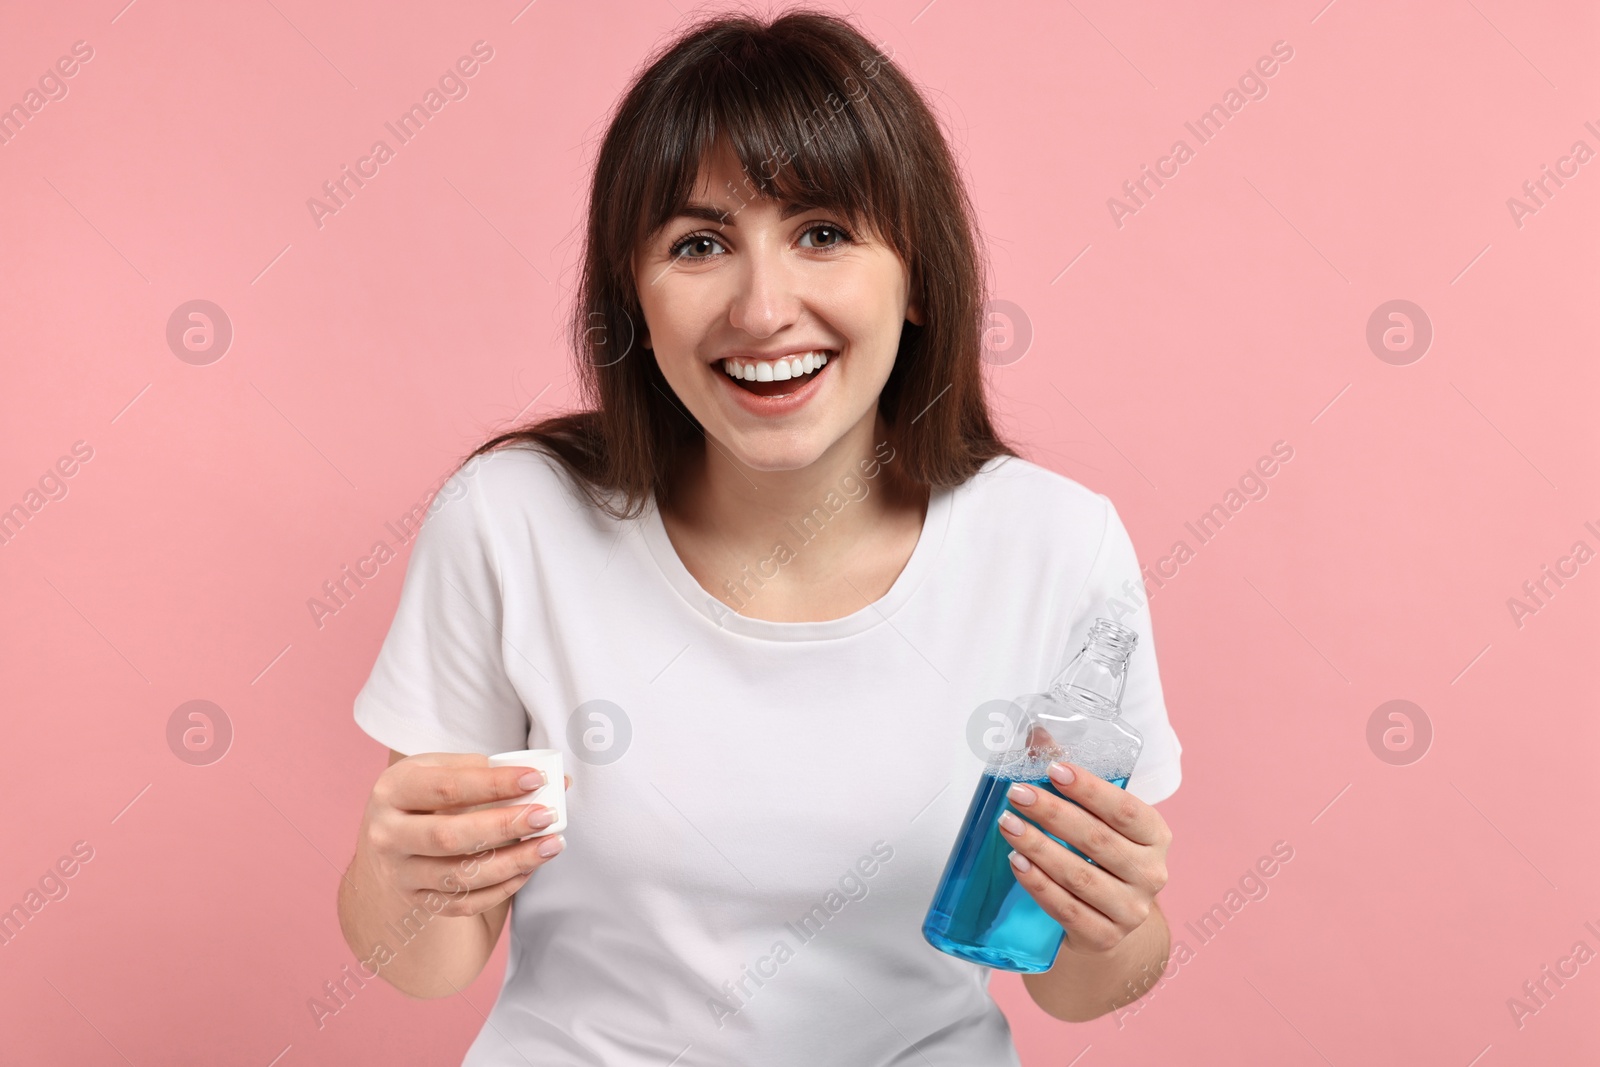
[719,350,835,397]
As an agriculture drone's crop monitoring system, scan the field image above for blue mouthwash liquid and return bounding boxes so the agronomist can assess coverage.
[923,754,1129,973]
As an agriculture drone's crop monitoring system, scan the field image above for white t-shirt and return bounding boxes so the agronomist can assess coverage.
[353,444,1182,1066]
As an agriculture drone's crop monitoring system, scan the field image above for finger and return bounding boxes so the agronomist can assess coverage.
[1044,761,1164,848]
[385,755,550,814]
[1003,779,1140,880]
[403,832,565,895]
[402,802,555,857]
[1003,844,1122,954]
[422,868,534,919]
[997,807,1147,929]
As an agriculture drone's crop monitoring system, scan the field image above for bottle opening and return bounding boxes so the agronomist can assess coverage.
[1082,619,1138,661]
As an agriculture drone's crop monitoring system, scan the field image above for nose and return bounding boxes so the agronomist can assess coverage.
[726,238,801,340]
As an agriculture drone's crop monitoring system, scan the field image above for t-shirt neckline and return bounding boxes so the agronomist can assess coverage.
[638,477,956,642]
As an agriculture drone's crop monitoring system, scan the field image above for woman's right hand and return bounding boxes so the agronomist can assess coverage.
[354,752,570,918]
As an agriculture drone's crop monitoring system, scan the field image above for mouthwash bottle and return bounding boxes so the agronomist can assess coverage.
[923,618,1144,973]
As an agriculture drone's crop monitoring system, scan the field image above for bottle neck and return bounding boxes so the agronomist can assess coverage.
[1083,620,1137,661]
[1048,619,1138,715]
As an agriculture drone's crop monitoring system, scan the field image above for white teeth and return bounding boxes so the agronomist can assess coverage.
[720,350,834,379]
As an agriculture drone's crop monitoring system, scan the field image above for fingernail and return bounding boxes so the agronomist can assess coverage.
[998,810,1025,835]
[1049,762,1075,786]
[1009,850,1032,872]
[1007,783,1036,806]
[537,834,566,858]
[525,806,555,830]
[518,770,545,790]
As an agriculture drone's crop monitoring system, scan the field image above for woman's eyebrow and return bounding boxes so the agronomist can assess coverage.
[675,203,732,226]
[674,200,822,227]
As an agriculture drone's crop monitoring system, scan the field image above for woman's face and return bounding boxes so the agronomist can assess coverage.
[632,144,924,474]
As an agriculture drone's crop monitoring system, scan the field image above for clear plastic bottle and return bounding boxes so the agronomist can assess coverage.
[922,619,1144,972]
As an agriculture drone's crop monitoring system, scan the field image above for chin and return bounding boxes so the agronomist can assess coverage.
[717,431,835,474]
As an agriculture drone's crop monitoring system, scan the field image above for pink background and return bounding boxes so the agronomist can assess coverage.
[2,0,1596,1063]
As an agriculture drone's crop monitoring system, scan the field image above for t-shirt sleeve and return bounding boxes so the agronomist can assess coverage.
[1063,494,1183,805]
[352,460,532,758]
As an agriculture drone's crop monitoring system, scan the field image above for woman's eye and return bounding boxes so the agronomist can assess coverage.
[800,222,851,249]
[668,232,726,259]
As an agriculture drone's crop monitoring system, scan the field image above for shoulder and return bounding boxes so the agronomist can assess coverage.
[439,444,599,517]
[417,444,610,551]
[951,454,1129,574]
[961,453,1114,529]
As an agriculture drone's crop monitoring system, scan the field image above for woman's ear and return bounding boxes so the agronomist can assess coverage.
[902,275,928,326]
[636,305,651,350]
[905,263,926,326]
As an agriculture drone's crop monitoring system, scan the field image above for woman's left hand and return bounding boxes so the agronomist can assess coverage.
[997,760,1171,955]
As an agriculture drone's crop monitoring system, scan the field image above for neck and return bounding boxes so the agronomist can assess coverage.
[666,409,921,585]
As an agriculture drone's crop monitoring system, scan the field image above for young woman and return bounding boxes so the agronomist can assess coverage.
[338,10,1182,1065]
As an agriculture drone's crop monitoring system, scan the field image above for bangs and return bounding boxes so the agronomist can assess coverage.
[631,34,903,256]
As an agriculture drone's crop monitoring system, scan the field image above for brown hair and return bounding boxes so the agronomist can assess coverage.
[460,6,1018,519]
